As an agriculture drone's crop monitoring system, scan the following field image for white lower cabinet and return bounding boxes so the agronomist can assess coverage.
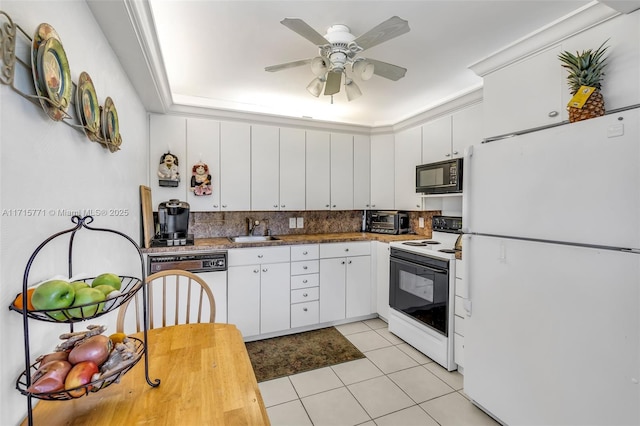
[227,247,290,337]
[454,257,467,370]
[319,242,372,323]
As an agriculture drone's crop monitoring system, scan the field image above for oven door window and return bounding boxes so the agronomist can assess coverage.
[390,257,449,335]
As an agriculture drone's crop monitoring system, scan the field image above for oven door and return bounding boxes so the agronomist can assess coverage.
[389,248,450,335]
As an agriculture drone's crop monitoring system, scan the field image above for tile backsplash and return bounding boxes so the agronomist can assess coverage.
[189,210,441,239]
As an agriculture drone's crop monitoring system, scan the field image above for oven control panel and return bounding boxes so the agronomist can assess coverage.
[432,216,462,233]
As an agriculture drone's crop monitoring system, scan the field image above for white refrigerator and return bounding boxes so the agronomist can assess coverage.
[462,108,640,425]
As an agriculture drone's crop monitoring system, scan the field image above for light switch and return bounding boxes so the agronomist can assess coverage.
[296,217,304,228]
[289,218,297,228]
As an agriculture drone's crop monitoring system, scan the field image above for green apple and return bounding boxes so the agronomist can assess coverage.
[93,284,116,297]
[31,280,75,320]
[66,287,105,318]
[91,273,121,291]
[70,281,90,292]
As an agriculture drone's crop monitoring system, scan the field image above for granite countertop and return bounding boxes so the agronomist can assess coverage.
[142,232,426,253]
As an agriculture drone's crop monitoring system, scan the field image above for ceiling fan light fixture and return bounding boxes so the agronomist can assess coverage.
[310,57,328,76]
[345,78,362,101]
[306,76,325,97]
[353,59,375,81]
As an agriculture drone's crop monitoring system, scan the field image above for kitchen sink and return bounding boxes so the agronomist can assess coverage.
[228,235,280,243]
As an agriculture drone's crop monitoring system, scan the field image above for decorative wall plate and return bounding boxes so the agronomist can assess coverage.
[31,23,60,94]
[76,72,101,141]
[102,97,121,152]
[35,37,72,121]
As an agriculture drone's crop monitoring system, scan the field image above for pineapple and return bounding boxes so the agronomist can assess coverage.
[558,40,609,122]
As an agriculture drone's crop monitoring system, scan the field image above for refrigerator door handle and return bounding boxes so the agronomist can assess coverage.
[462,234,472,316]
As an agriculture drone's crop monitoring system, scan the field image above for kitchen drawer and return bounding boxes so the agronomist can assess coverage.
[291,301,319,328]
[320,242,371,259]
[291,260,319,275]
[291,287,319,304]
[455,295,466,317]
[454,314,465,336]
[455,277,468,298]
[291,273,319,289]
[454,333,464,368]
[291,244,319,261]
[455,258,466,280]
[228,246,290,266]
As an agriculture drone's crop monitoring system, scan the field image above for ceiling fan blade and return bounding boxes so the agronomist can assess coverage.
[265,58,313,72]
[281,18,330,46]
[366,59,407,81]
[354,16,410,51]
[324,71,342,96]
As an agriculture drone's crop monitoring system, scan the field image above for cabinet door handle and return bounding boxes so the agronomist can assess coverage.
[453,151,458,155]
[548,110,559,117]
[262,268,268,272]
[325,204,330,208]
[341,261,345,265]
[371,204,376,208]
[302,251,308,255]
[281,204,286,208]
[213,205,219,208]
[273,204,278,208]
[253,269,259,273]
[445,153,451,157]
[303,293,308,297]
[332,205,336,208]
[303,266,308,270]
[222,204,227,208]
[257,254,263,258]
[348,260,352,264]
[303,279,308,283]
[303,307,308,312]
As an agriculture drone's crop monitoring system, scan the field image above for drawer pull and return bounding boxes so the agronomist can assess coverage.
[257,254,263,258]
[303,307,308,312]
[345,248,349,252]
[303,293,308,297]
[303,266,308,270]
[253,269,259,273]
[303,251,308,255]
[303,279,308,283]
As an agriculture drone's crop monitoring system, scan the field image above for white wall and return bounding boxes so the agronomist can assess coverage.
[0,2,148,423]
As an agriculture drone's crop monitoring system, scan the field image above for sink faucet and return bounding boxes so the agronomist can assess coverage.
[247,217,260,235]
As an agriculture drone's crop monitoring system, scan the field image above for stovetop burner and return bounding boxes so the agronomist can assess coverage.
[402,240,441,247]
[438,249,460,254]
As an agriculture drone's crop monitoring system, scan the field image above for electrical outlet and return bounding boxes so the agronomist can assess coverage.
[419,217,425,228]
[296,217,304,228]
[289,218,297,228]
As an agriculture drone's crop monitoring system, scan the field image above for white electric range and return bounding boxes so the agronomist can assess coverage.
[388,216,462,371]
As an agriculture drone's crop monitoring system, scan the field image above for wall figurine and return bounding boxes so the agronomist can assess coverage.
[158,151,180,187]
[190,162,212,196]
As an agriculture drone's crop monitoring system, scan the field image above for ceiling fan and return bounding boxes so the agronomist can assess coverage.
[265,16,410,101]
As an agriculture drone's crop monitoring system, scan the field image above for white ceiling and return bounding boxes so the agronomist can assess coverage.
[90,1,603,127]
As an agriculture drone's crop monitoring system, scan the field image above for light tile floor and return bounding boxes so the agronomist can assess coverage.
[259,318,500,425]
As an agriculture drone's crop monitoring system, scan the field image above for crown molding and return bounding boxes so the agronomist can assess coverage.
[468,1,620,77]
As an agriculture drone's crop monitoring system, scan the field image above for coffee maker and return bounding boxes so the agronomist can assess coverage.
[153,199,194,246]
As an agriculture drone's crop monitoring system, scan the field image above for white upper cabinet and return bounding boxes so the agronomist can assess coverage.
[370,133,395,210]
[149,114,186,207]
[220,122,251,211]
[330,133,354,210]
[279,128,306,211]
[306,130,331,210]
[421,115,452,165]
[483,45,563,138]
[394,126,423,211]
[186,118,220,212]
[353,134,371,210]
[452,102,483,157]
[251,124,280,211]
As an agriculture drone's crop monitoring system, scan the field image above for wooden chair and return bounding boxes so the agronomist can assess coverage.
[116,269,216,333]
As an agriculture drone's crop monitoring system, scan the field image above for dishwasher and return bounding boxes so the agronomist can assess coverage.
[147,251,228,323]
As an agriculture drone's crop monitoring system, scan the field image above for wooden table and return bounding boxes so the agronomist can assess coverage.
[22,323,270,425]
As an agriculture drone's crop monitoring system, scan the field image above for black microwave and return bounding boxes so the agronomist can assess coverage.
[416,158,463,194]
